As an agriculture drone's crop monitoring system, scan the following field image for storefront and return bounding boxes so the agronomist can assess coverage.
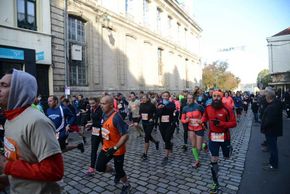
[0,45,49,97]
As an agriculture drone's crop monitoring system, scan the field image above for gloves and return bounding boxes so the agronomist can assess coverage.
[212,119,220,126]
[105,147,118,157]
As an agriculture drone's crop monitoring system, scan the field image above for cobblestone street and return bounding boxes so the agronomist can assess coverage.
[61,113,252,194]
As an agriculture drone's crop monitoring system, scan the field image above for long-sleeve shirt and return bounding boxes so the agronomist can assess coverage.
[181,103,204,131]
[202,104,237,141]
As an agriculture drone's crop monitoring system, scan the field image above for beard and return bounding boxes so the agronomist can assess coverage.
[212,99,223,109]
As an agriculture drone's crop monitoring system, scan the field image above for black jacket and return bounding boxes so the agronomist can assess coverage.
[261,99,283,137]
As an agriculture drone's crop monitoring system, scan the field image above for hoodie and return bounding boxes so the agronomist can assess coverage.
[8,69,37,110]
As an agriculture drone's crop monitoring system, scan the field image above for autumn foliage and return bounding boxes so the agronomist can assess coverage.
[202,61,240,90]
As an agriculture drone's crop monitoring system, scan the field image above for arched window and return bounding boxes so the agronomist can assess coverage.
[68,16,87,86]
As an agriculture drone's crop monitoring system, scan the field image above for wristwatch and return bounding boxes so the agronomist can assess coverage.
[113,146,118,150]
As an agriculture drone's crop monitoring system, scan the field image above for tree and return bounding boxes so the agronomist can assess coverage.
[202,61,240,90]
[256,69,272,89]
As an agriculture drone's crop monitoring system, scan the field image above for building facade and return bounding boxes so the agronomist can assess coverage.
[51,0,202,96]
[0,0,52,97]
[267,27,290,92]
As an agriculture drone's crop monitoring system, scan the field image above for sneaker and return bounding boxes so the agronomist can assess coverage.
[77,143,85,153]
[263,164,278,171]
[120,184,132,194]
[210,182,219,194]
[182,145,188,152]
[85,167,96,176]
[141,153,147,160]
[192,161,201,169]
[155,141,159,150]
[161,157,168,165]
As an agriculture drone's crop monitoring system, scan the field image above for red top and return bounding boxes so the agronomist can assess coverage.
[202,104,237,141]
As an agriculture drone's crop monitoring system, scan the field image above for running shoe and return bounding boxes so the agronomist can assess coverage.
[141,153,147,160]
[182,145,188,152]
[210,182,219,194]
[161,156,168,165]
[120,184,132,194]
[77,143,85,153]
[85,167,96,176]
[192,161,201,169]
[263,164,278,171]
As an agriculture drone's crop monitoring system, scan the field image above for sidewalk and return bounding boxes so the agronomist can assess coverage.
[238,115,290,194]
[61,113,253,194]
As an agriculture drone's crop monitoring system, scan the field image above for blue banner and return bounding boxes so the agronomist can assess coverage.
[0,48,24,60]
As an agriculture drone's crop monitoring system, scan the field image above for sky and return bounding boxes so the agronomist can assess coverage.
[191,0,290,84]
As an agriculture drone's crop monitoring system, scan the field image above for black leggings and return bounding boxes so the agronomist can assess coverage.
[91,135,102,168]
[182,123,188,144]
[143,123,155,143]
[159,123,175,149]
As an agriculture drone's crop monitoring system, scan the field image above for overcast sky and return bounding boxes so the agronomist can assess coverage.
[193,0,290,84]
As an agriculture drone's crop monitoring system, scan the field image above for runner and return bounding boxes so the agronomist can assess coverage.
[156,91,176,165]
[180,90,189,152]
[139,94,159,160]
[181,94,205,168]
[95,95,131,194]
[46,95,84,153]
[85,97,103,176]
[128,92,143,137]
[201,90,237,193]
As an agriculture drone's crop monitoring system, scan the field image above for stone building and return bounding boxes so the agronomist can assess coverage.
[0,0,52,97]
[51,0,202,96]
[267,27,290,92]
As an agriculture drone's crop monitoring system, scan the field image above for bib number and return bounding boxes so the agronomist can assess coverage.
[118,104,123,109]
[101,127,110,140]
[211,132,225,142]
[92,127,100,136]
[161,115,170,123]
[189,119,199,127]
[141,113,148,120]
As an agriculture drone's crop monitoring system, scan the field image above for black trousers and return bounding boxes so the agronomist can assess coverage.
[159,123,175,149]
[142,123,155,143]
[91,135,102,168]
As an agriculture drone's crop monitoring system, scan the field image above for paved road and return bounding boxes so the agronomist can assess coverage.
[61,112,253,194]
[238,114,290,194]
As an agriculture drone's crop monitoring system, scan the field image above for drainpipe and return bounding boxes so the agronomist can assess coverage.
[64,0,68,97]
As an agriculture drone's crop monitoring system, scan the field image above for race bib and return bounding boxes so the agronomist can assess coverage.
[161,115,170,123]
[92,127,100,136]
[141,113,148,120]
[4,137,18,161]
[189,118,199,127]
[118,104,123,109]
[101,127,110,140]
[211,132,225,142]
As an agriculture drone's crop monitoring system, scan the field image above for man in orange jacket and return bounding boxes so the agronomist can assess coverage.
[96,95,130,194]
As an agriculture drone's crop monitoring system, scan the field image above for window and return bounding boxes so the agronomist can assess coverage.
[17,0,37,30]
[168,16,172,30]
[157,48,163,75]
[68,16,87,86]
[143,0,149,25]
[156,8,162,32]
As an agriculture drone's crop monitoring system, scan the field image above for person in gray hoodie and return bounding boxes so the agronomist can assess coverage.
[0,69,63,194]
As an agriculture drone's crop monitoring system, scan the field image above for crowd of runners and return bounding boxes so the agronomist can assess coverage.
[0,70,287,194]
[39,87,260,193]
